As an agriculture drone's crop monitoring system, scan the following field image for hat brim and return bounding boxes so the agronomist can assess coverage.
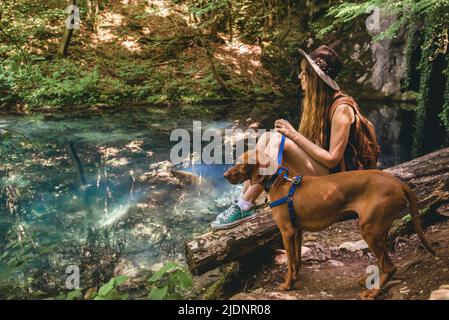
[298,48,340,91]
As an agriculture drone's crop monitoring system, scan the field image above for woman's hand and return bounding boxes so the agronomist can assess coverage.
[274,119,298,139]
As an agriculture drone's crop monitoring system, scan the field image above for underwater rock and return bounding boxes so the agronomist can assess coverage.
[146,187,172,203]
[172,170,201,186]
[113,258,143,278]
[214,197,231,209]
[137,160,204,189]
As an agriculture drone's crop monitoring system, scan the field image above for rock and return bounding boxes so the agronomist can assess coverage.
[149,262,164,272]
[171,170,201,186]
[200,262,240,300]
[304,234,318,241]
[328,260,345,268]
[214,197,231,209]
[338,240,369,252]
[320,291,333,298]
[301,246,312,258]
[368,13,406,95]
[275,247,312,265]
[113,258,141,278]
[231,290,298,300]
[429,285,449,300]
[147,188,171,203]
[274,250,287,265]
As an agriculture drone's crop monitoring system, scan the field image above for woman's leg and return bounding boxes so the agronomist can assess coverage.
[240,132,328,203]
[212,131,328,229]
[240,131,274,203]
[241,181,264,203]
[266,132,329,177]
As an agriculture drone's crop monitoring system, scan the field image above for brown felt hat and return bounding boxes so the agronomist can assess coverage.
[298,45,343,91]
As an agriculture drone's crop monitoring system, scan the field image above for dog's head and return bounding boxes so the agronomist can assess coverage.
[223,149,271,186]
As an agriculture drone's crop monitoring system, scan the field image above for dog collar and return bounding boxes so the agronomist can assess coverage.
[263,167,289,192]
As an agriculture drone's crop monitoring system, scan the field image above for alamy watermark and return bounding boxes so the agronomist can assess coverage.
[65,5,81,30]
[366,6,381,33]
[365,265,380,290]
[170,121,280,175]
[65,265,80,290]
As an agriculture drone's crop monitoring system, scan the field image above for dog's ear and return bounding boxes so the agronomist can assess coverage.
[252,148,270,167]
[249,164,267,186]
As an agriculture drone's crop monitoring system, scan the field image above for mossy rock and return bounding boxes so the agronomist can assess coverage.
[187,262,240,300]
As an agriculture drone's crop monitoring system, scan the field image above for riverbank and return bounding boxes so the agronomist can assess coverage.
[0,1,284,112]
[229,218,449,300]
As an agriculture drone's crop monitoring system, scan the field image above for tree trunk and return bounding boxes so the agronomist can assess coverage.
[185,147,449,275]
[228,0,233,43]
[268,0,273,27]
[198,36,234,100]
[58,0,77,56]
[87,0,99,34]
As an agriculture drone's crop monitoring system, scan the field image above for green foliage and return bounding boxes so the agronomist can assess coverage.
[147,261,192,300]
[402,24,422,92]
[411,10,449,156]
[440,55,449,134]
[0,57,135,109]
[318,0,449,41]
[53,275,130,300]
[55,288,83,300]
[53,262,193,300]
[92,275,130,300]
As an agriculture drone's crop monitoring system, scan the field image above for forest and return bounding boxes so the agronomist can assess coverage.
[1,0,449,301]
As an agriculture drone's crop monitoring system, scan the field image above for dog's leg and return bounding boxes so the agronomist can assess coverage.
[278,228,296,291]
[360,226,397,300]
[293,230,303,282]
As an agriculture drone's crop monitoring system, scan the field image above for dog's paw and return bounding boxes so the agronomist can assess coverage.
[359,289,380,300]
[277,282,292,291]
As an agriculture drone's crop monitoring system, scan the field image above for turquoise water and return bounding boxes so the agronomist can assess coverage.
[0,110,239,297]
[0,102,415,298]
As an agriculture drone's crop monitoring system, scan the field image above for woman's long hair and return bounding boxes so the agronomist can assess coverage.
[298,58,337,147]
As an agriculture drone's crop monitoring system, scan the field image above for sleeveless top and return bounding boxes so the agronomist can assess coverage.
[324,95,358,174]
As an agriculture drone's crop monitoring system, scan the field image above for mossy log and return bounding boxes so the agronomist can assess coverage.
[185,148,449,275]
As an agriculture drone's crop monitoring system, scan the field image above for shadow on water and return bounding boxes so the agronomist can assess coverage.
[0,100,415,297]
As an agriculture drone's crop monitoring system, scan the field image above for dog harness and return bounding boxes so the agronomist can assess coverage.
[266,134,303,226]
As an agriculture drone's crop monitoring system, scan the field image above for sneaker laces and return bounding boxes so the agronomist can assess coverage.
[221,204,240,220]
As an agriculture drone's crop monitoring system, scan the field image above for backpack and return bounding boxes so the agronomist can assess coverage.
[328,92,381,171]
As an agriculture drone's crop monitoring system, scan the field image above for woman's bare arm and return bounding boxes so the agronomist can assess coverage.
[275,104,355,169]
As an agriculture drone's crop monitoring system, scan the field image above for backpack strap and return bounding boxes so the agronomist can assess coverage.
[329,95,357,123]
[328,92,357,172]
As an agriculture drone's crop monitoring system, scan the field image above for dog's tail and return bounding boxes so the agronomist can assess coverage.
[402,183,435,255]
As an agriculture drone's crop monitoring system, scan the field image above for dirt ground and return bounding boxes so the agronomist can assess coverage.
[230,218,449,300]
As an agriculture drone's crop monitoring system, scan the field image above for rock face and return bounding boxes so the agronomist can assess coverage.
[429,285,449,300]
[368,13,407,95]
[262,2,409,99]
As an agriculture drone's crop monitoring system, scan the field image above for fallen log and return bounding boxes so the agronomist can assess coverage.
[185,148,449,275]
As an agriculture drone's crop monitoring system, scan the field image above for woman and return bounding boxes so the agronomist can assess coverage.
[212,45,357,230]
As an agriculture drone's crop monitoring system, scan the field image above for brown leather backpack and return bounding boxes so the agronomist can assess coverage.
[328,92,381,171]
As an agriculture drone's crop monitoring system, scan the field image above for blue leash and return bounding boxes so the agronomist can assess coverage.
[267,134,303,226]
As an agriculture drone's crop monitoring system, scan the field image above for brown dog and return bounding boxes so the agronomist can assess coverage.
[223,150,435,299]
